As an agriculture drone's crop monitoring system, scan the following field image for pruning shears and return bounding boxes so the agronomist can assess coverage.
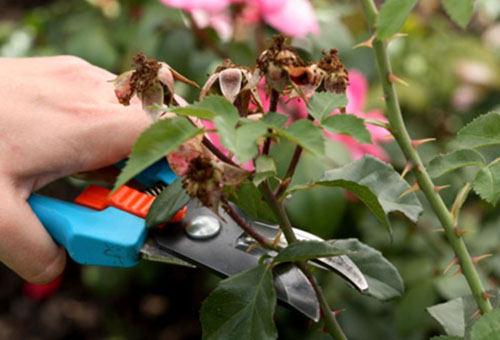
[28,159,368,322]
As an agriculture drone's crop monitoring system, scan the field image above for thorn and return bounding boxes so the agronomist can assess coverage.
[472,254,493,264]
[353,34,375,49]
[398,183,420,199]
[482,292,494,300]
[377,95,388,101]
[471,308,482,320]
[412,138,436,149]
[272,230,283,248]
[443,257,459,274]
[454,227,471,238]
[332,309,345,317]
[416,165,423,173]
[400,162,413,179]
[246,243,262,253]
[451,182,472,218]
[451,267,463,277]
[387,72,409,86]
[386,33,408,44]
[381,134,395,140]
[433,228,445,232]
[320,312,344,335]
[435,185,450,193]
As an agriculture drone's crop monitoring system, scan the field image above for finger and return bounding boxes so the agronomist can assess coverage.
[71,101,150,173]
[0,180,66,284]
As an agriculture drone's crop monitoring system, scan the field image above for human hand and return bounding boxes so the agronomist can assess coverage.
[0,56,149,284]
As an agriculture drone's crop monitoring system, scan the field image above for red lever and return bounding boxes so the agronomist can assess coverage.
[75,185,187,223]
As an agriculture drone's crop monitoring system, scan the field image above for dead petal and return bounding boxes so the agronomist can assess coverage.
[200,72,219,101]
[219,68,242,103]
[158,63,175,94]
[111,70,134,105]
[166,134,204,176]
[217,162,251,186]
[140,82,164,122]
[242,68,263,91]
[250,87,265,113]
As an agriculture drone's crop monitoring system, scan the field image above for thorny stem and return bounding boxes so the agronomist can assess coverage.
[359,0,492,314]
[261,181,347,340]
[221,197,277,250]
[298,263,347,340]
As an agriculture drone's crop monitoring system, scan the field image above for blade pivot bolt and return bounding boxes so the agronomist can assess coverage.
[185,215,221,240]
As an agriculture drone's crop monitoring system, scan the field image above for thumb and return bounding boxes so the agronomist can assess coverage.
[0,179,66,284]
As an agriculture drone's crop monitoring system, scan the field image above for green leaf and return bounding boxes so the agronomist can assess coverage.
[200,264,277,340]
[442,0,475,28]
[428,298,465,337]
[471,308,500,340]
[146,177,190,228]
[288,155,422,234]
[253,155,276,187]
[113,117,203,192]
[170,95,238,121]
[273,241,345,264]
[234,121,268,163]
[321,115,372,144]
[262,112,289,129]
[306,92,348,122]
[458,111,500,148]
[426,149,485,178]
[213,101,240,153]
[227,181,277,223]
[376,0,418,40]
[427,291,500,338]
[332,238,404,300]
[281,120,326,156]
[472,162,500,206]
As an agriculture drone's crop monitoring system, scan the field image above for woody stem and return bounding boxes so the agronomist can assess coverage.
[221,197,276,250]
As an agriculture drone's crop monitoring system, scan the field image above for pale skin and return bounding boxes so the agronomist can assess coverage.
[0,56,150,284]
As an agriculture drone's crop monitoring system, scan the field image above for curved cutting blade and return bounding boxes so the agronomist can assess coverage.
[152,200,321,320]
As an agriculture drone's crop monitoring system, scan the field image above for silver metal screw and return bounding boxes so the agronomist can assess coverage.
[185,215,221,240]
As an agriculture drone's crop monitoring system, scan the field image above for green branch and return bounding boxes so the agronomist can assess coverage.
[359,0,492,314]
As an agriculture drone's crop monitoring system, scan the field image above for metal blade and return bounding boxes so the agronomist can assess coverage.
[152,200,321,320]
[273,263,320,321]
[243,217,369,292]
[140,237,195,268]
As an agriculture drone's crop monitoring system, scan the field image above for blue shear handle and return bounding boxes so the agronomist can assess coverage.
[28,194,147,267]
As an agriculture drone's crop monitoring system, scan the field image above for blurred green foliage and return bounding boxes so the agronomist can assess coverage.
[2,0,500,339]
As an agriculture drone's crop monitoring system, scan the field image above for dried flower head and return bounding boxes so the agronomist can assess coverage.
[112,53,199,121]
[201,59,264,114]
[317,49,349,94]
[183,156,249,212]
[256,35,305,92]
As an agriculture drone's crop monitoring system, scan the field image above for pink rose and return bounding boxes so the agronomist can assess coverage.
[159,0,319,38]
